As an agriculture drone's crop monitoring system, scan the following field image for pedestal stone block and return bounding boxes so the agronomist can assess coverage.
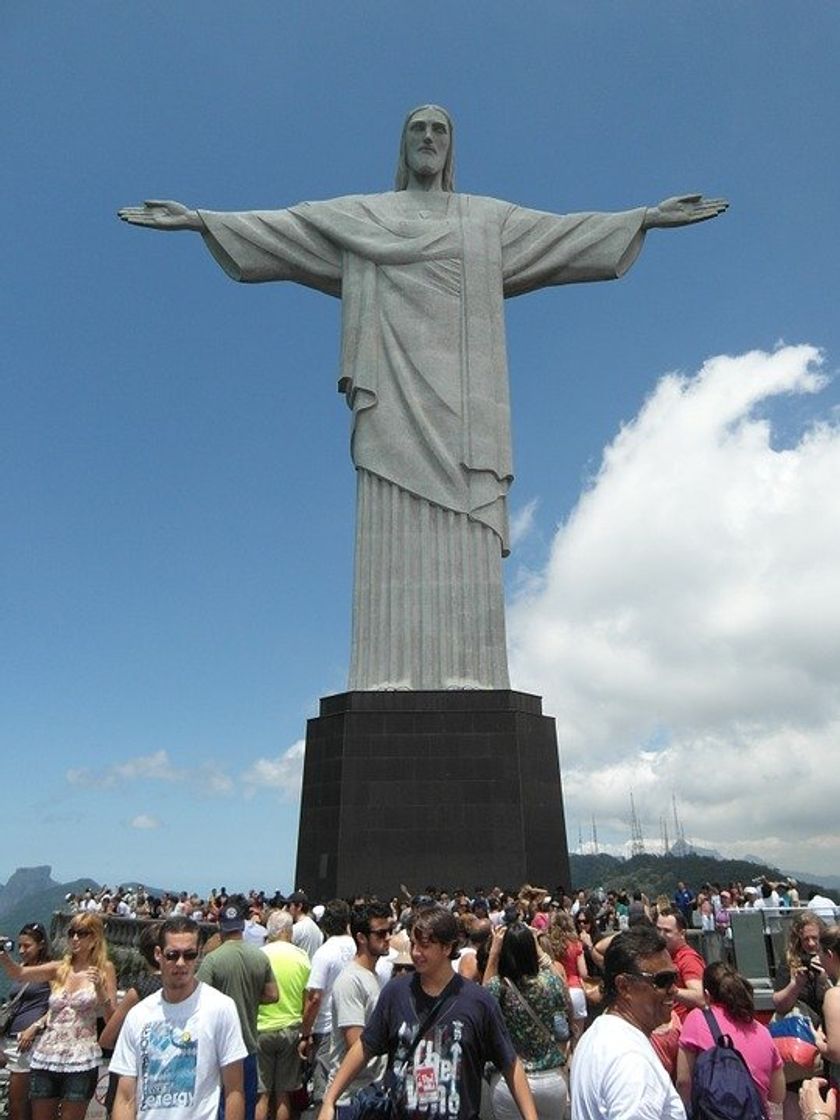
[294,690,570,899]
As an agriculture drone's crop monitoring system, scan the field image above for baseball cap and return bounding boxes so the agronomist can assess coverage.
[219,903,245,932]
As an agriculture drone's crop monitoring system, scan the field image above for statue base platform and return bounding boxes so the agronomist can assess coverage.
[294,689,570,899]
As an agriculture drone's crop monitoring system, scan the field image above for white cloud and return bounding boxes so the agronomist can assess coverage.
[66,749,232,797]
[130,814,160,830]
[510,497,539,548]
[67,750,183,788]
[508,344,840,874]
[241,740,306,800]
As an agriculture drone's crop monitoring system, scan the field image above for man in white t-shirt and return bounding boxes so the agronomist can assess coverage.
[299,901,355,1104]
[288,891,324,960]
[572,925,686,1120]
[112,916,247,1120]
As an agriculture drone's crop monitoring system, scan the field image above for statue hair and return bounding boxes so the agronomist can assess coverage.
[395,104,455,192]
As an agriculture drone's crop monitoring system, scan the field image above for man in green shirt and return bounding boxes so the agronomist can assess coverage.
[198,899,279,1120]
[257,910,311,1120]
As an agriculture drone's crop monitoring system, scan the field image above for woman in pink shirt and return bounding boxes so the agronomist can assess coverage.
[676,961,785,1115]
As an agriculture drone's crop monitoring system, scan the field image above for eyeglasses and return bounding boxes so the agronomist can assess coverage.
[68,928,93,939]
[627,969,679,990]
[367,928,393,940]
[162,948,199,962]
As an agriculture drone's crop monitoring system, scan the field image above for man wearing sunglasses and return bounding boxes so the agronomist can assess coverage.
[571,926,685,1120]
[111,917,248,1120]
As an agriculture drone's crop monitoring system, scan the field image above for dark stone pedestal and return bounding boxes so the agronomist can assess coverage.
[294,690,570,899]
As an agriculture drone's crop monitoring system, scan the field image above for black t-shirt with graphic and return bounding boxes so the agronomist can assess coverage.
[361,973,516,1120]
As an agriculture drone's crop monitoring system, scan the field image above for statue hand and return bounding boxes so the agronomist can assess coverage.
[117,199,202,231]
[644,194,729,229]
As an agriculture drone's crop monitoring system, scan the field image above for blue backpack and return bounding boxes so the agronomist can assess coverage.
[690,1008,766,1120]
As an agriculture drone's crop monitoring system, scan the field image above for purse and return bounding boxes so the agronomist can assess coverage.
[343,988,458,1120]
[503,977,570,1044]
[0,984,28,1037]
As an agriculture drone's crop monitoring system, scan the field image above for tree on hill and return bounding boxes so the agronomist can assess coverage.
[568,851,827,902]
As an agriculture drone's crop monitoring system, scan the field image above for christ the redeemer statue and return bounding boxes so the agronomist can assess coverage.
[119,105,727,693]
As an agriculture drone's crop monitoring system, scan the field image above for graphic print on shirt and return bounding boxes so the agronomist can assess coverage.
[139,1022,198,1110]
[394,1017,463,1118]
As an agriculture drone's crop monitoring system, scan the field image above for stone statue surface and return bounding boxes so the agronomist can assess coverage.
[119,105,727,692]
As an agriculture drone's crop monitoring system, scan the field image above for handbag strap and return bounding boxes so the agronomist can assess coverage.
[406,985,459,1060]
[3,983,29,1013]
[502,977,555,1045]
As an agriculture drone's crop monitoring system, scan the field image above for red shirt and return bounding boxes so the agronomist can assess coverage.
[671,941,705,1022]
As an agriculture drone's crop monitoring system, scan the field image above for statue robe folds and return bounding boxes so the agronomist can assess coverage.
[198,193,646,690]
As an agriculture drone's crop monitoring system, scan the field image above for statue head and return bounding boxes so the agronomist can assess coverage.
[395,104,455,192]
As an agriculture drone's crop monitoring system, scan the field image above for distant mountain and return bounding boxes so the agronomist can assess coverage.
[667,838,724,860]
[787,870,840,894]
[567,851,829,901]
[0,869,100,999]
[0,866,59,918]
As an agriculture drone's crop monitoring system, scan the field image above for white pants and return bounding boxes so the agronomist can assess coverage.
[491,1067,568,1120]
[569,986,588,1021]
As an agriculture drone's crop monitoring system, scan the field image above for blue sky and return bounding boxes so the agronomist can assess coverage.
[4,3,840,896]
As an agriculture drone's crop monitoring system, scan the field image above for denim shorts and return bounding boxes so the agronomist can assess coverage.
[29,1066,99,1102]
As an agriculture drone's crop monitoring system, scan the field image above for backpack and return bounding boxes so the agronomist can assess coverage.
[690,1008,766,1120]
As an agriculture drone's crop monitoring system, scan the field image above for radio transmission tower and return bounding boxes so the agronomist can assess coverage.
[660,814,670,855]
[590,815,599,856]
[629,792,645,856]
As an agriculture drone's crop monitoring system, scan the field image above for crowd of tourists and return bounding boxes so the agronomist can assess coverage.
[1,878,839,1120]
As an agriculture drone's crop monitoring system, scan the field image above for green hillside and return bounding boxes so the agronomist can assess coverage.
[568,851,826,900]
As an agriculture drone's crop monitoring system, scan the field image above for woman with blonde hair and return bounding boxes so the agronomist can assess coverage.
[545,910,589,1036]
[0,912,117,1120]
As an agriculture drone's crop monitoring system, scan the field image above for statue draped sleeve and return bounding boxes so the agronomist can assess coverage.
[197,194,647,691]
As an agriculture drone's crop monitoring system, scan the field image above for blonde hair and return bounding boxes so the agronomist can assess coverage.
[546,910,580,960]
[55,913,110,988]
[786,910,827,971]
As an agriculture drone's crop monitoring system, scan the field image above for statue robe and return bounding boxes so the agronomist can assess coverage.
[198,193,646,690]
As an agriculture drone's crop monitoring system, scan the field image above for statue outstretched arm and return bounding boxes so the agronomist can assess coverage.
[643,194,728,229]
[117,199,204,232]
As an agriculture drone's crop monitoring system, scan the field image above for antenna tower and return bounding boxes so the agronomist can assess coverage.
[629,791,645,857]
[660,814,670,855]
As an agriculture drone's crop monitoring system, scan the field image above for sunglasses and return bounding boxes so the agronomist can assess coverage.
[162,948,199,962]
[368,928,393,940]
[628,969,679,990]
[68,928,93,939]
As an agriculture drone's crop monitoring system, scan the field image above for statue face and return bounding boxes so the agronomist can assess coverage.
[404,108,451,182]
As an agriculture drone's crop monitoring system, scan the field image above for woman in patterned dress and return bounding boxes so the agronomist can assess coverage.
[0,912,117,1120]
[483,922,572,1120]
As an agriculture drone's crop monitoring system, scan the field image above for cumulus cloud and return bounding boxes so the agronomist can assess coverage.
[510,497,540,549]
[130,814,160,830]
[241,740,305,800]
[508,344,840,873]
[67,749,233,797]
